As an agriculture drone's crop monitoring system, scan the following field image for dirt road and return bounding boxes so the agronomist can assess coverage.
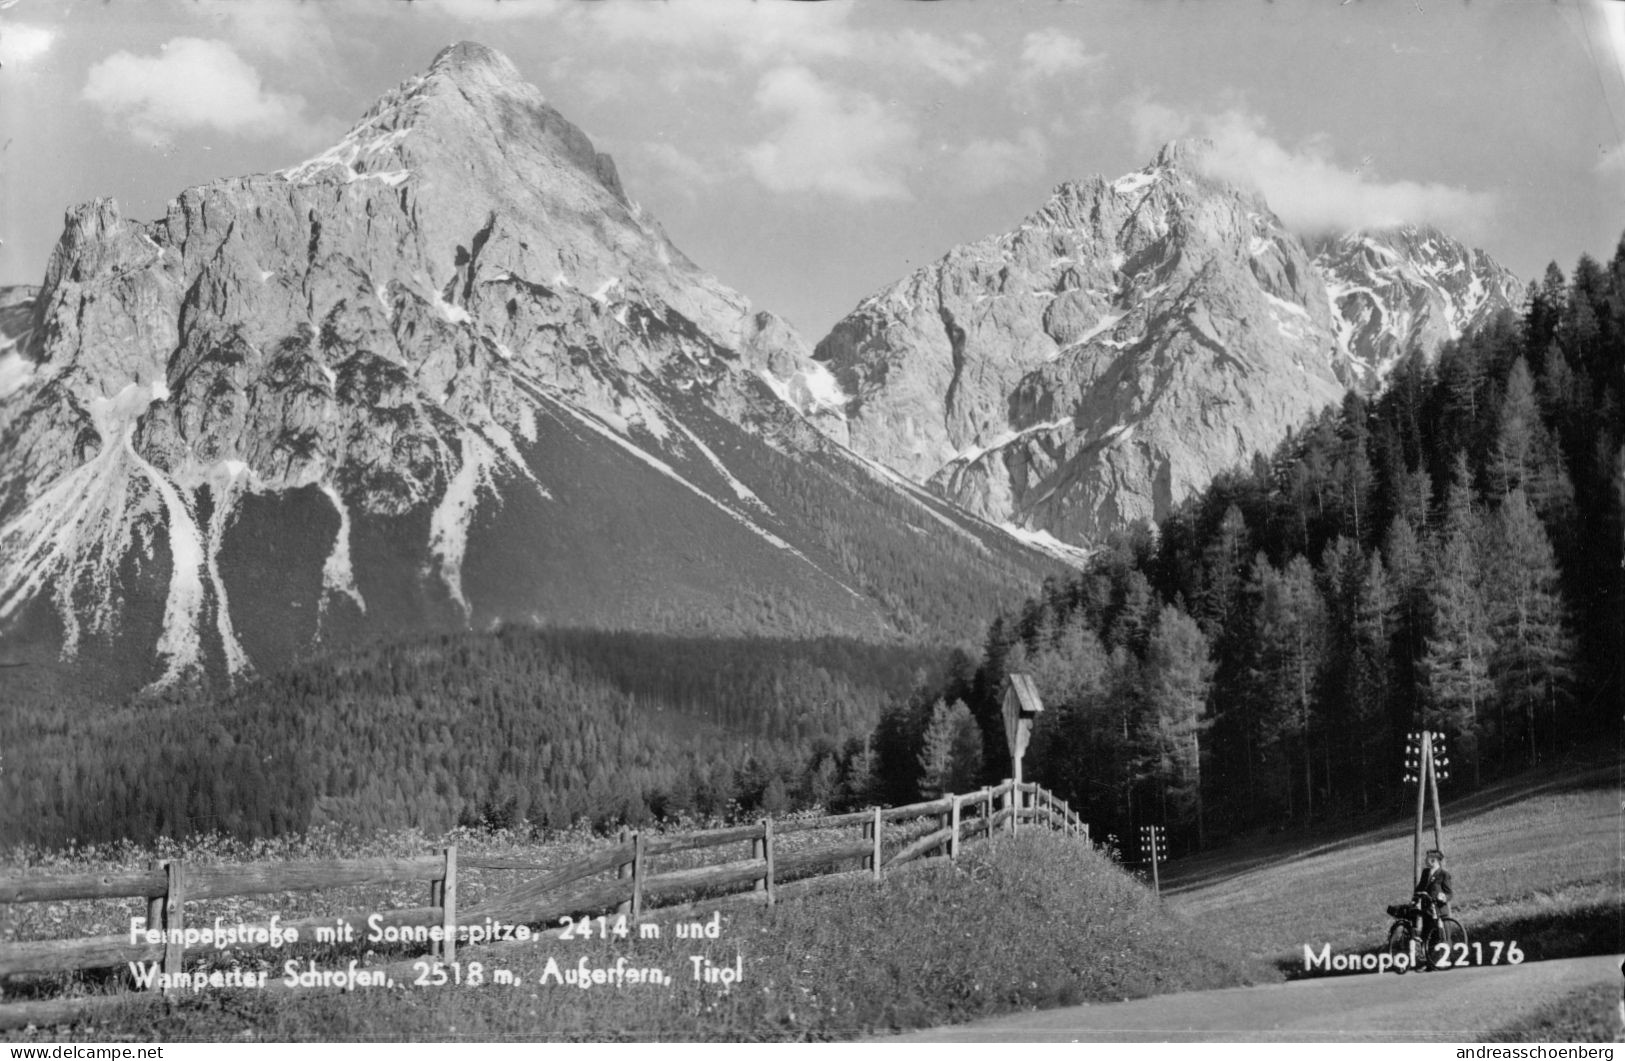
[883,954,1620,1041]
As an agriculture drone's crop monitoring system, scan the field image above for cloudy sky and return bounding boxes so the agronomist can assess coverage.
[2,0,1623,339]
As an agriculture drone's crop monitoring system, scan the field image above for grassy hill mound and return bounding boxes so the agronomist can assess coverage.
[18,833,1265,1042]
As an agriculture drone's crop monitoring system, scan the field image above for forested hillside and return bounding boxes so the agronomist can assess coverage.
[879,239,1625,852]
[0,628,931,847]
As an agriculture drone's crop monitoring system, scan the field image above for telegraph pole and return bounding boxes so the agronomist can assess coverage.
[1140,824,1166,897]
[1403,731,1451,883]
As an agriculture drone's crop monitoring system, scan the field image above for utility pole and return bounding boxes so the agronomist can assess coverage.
[1140,824,1166,897]
[1403,731,1451,883]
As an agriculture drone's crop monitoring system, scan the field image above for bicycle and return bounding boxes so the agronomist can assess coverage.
[1385,900,1468,973]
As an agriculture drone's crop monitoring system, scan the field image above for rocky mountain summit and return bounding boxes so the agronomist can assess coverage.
[1311,224,1523,389]
[0,42,1058,689]
[805,144,1518,545]
[812,141,1347,544]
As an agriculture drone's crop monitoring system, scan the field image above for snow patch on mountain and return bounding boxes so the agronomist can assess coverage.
[203,461,252,679]
[0,352,33,400]
[318,481,366,619]
[668,414,766,509]
[1112,170,1159,196]
[950,417,1073,466]
[427,429,501,617]
[999,522,1094,566]
[530,383,833,577]
[282,122,412,185]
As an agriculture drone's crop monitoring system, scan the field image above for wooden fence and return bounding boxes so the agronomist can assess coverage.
[0,780,1086,1030]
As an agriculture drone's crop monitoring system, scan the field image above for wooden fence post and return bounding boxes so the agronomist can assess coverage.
[752,822,766,894]
[162,860,185,991]
[984,787,993,841]
[631,832,646,918]
[617,827,633,914]
[871,807,883,881]
[428,868,443,958]
[1008,780,1018,836]
[440,846,458,966]
[144,860,165,992]
[763,818,776,906]
[949,795,961,860]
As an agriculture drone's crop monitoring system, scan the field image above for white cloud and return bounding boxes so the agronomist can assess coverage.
[420,0,571,23]
[0,21,56,71]
[83,38,327,145]
[640,141,730,192]
[743,65,916,202]
[947,128,1048,195]
[1128,99,1193,154]
[894,30,989,88]
[660,64,732,95]
[1601,0,1625,87]
[1129,103,1498,237]
[208,1,336,62]
[584,2,985,87]
[1018,31,1098,80]
[590,1,858,64]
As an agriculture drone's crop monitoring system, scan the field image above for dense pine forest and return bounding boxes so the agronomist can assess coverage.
[0,629,931,847]
[878,241,1625,852]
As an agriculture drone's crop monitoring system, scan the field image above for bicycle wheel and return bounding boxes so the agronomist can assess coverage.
[1426,919,1467,970]
[1386,920,1416,974]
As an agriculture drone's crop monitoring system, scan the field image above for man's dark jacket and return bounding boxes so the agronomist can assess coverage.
[1415,866,1453,906]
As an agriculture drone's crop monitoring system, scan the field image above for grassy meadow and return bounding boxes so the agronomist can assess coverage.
[1163,761,1620,980]
[1,831,1264,1042]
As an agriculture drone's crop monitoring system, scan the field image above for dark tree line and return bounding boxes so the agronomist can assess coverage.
[877,238,1625,853]
[0,628,928,848]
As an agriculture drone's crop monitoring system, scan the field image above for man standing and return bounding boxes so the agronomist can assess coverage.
[1414,848,1454,968]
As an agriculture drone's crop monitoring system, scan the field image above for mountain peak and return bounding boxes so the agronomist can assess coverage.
[427,41,525,87]
[1153,138,1215,169]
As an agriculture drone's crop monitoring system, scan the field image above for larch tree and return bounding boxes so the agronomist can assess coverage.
[1140,603,1214,845]
[1420,453,1493,781]
[1350,549,1396,809]
[1253,553,1327,823]
[1487,488,1575,767]
[1488,357,1574,525]
[946,701,985,795]
[917,699,981,798]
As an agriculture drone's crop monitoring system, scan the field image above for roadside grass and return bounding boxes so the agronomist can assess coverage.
[1485,983,1623,1043]
[7,833,1266,1042]
[1164,767,1619,977]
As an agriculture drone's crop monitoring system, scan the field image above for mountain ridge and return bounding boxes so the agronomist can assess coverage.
[797,143,1520,546]
[0,42,1064,693]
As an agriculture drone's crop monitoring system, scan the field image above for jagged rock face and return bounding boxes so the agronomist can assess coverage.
[0,42,1057,689]
[814,142,1347,545]
[1312,225,1523,389]
[0,285,37,399]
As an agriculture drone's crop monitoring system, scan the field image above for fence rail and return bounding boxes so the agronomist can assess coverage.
[0,780,1087,1030]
